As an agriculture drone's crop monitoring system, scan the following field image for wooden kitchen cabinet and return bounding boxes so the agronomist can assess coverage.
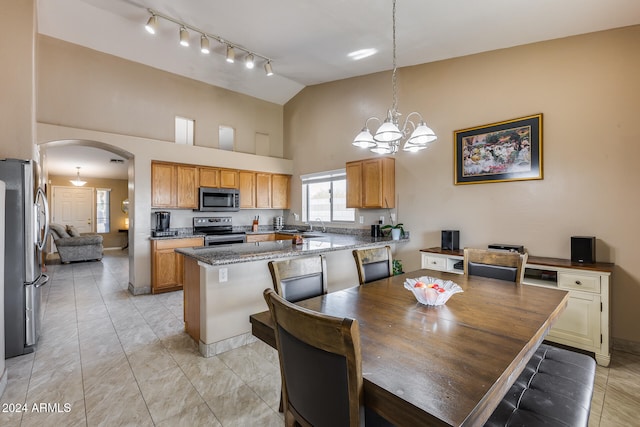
[346,157,395,208]
[198,167,220,188]
[151,237,204,293]
[151,162,176,207]
[271,174,291,209]
[151,161,197,209]
[220,169,239,189]
[176,165,198,208]
[239,171,291,210]
[239,171,256,208]
[199,167,238,189]
[246,233,275,243]
[256,173,272,208]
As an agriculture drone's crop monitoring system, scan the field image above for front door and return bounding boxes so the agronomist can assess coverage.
[51,186,94,233]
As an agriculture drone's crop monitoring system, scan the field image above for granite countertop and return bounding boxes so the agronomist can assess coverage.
[175,233,409,266]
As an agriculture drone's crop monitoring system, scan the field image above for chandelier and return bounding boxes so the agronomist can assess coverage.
[70,167,87,187]
[352,0,437,154]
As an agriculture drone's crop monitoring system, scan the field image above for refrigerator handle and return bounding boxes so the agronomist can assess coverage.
[34,273,49,288]
[36,187,50,252]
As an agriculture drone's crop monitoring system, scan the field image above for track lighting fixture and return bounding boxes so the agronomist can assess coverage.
[264,61,273,76]
[245,54,255,69]
[226,45,235,63]
[200,35,210,54]
[145,14,157,34]
[143,9,274,76]
[179,26,189,47]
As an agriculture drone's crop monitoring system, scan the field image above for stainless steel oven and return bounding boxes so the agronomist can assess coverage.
[193,217,246,246]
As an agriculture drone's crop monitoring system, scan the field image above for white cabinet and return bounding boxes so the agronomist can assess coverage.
[420,247,613,366]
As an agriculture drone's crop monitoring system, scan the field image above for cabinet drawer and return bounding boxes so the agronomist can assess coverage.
[424,256,446,270]
[558,272,600,292]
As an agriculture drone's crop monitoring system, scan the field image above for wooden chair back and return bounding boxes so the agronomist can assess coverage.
[352,246,393,285]
[268,255,328,302]
[263,288,364,427]
[463,248,528,284]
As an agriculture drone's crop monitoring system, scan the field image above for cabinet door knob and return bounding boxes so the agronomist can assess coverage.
[575,280,582,285]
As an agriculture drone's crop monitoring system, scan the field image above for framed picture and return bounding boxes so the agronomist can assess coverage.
[454,114,543,185]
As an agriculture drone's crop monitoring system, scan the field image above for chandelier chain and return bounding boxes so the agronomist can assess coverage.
[391,0,398,115]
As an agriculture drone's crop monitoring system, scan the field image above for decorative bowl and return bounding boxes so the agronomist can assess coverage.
[403,276,463,306]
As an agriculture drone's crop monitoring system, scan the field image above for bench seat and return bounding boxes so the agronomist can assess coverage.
[484,343,596,427]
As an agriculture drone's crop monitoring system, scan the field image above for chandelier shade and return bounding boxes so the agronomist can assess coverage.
[352,0,437,154]
[70,167,87,187]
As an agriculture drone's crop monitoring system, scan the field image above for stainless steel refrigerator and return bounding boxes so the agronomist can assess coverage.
[0,159,49,358]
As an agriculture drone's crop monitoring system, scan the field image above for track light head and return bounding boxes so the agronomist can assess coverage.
[226,45,235,63]
[200,35,210,54]
[245,53,255,69]
[264,61,274,76]
[145,14,157,34]
[179,26,189,47]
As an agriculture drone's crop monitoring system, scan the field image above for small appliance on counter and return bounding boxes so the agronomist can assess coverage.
[152,211,175,237]
[273,216,283,231]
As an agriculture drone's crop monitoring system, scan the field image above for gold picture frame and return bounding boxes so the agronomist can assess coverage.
[454,114,543,185]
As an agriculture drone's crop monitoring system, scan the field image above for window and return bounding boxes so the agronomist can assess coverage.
[175,116,195,145]
[301,169,355,223]
[96,189,111,233]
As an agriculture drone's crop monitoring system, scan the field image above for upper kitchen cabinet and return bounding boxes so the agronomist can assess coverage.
[271,174,291,209]
[199,167,239,189]
[176,165,198,208]
[256,173,272,208]
[151,161,198,209]
[238,171,290,209]
[239,171,256,208]
[346,157,395,209]
[198,167,220,188]
[220,169,239,189]
[151,161,176,207]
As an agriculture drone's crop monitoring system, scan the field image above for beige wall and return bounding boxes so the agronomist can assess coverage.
[37,36,284,158]
[0,0,36,160]
[47,175,128,249]
[34,37,292,294]
[284,25,640,346]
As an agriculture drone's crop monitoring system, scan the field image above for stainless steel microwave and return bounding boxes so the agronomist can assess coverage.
[197,187,240,212]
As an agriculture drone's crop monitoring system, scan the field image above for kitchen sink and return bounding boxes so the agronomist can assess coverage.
[301,234,323,238]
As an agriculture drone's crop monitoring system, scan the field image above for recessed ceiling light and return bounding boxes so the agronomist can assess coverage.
[348,48,377,60]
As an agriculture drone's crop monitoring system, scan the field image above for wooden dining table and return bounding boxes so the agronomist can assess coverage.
[250,268,569,426]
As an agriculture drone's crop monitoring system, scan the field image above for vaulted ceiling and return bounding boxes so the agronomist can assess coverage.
[38,0,640,106]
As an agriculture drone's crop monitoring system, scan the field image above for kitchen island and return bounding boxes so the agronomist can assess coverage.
[176,232,408,357]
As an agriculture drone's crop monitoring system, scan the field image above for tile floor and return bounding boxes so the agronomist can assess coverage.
[1,250,639,426]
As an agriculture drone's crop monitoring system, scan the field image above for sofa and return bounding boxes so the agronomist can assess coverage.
[49,223,103,263]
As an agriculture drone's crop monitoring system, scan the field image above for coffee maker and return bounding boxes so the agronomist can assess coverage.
[154,211,171,234]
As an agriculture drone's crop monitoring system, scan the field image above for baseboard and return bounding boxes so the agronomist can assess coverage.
[613,337,640,356]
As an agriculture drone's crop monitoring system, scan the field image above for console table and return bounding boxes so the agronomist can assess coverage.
[420,247,613,366]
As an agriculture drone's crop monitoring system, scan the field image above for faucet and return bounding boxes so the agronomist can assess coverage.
[314,217,327,233]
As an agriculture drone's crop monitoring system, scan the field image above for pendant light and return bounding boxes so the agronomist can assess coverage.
[352,0,437,154]
[70,167,87,187]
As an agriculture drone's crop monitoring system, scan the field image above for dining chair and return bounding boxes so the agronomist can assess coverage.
[268,255,328,303]
[352,245,393,285]
[463,248,528,283]
[263,288,393,427]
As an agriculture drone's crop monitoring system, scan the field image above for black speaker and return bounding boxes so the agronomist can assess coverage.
[441,230,460,251]
[571,236,595,263]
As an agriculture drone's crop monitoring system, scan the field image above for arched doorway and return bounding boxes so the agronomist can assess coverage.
[39,139,134,284]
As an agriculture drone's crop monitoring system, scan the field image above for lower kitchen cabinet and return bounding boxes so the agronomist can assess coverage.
[151,237,204,294]
[246,233,275,243]
[419,247,613,366]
